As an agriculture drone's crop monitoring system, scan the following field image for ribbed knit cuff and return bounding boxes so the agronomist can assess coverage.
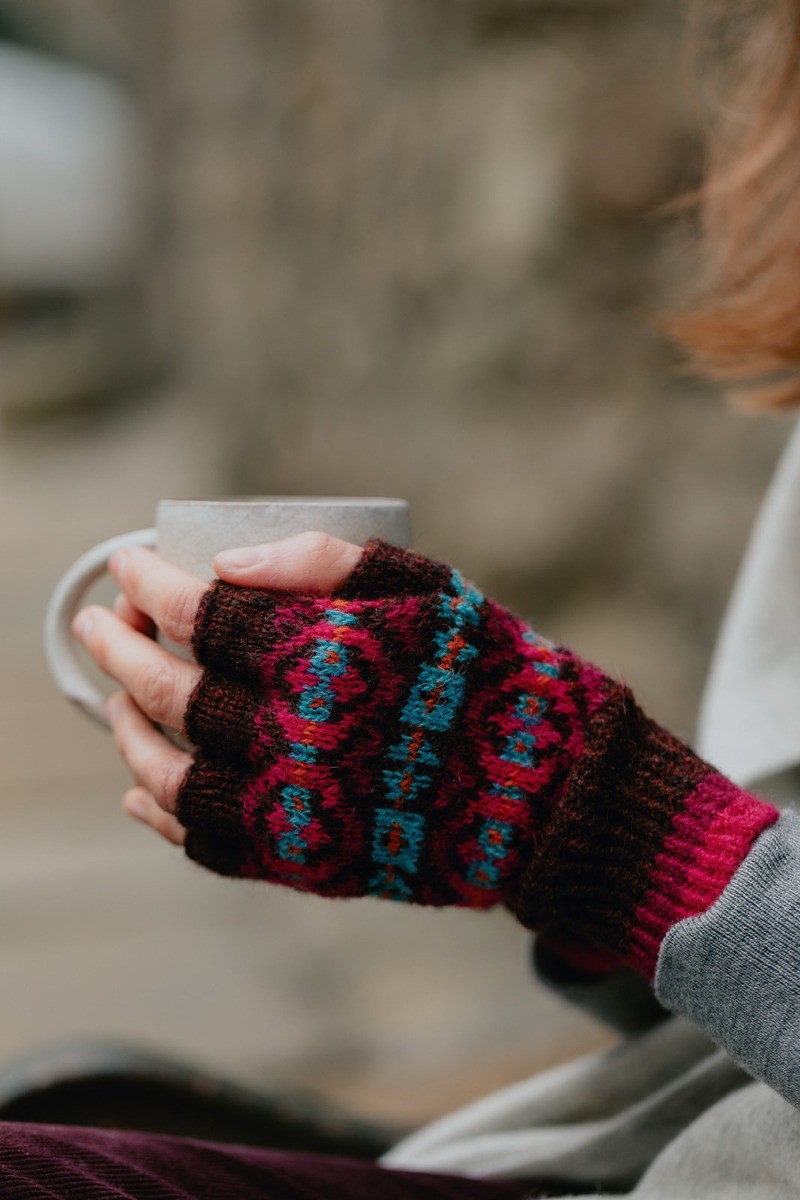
[625,774,778,976]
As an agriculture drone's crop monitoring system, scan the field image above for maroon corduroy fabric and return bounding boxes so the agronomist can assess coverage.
[0,1123,536,1200]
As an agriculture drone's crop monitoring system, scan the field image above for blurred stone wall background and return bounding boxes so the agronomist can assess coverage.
[0,0,790,1126]
[5,0,790,731]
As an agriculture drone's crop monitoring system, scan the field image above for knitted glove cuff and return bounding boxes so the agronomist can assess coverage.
[507,667,778,977]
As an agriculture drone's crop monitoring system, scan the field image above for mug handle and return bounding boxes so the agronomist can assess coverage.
[44,528,157,728]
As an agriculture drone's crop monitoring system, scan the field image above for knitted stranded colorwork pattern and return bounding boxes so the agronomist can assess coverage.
[177,539,778,980]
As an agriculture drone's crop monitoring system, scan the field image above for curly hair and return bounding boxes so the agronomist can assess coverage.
[668,1,800,409]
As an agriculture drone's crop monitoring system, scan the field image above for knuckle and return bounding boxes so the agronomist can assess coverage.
[299,530,335,561]
[153,757,186,810]
[166,583,199,643]
[136,661,176,722]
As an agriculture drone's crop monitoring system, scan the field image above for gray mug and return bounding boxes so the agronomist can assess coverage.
[45,496,412,728]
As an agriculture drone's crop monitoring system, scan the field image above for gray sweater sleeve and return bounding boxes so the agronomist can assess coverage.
[655,809,800,1109]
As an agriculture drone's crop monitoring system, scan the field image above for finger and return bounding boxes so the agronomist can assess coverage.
[73,606,202,730]
[107,693,192,814]
[213,531,363,593]
[123,787,186,846]
[108,546,208,646]
[113,593,155,638]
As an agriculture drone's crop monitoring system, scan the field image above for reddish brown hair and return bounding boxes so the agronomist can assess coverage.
[669,2,800,409]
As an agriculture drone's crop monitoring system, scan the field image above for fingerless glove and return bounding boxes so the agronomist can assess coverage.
[177,540,777,979]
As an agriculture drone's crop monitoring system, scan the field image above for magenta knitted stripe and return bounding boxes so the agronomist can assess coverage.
[452,632,563,904]
[628,774,779,976]
[436,608,592,908]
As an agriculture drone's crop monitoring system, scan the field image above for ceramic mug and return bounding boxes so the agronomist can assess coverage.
[45,496,412,728]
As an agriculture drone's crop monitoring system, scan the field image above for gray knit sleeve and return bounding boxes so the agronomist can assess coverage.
[656,809,800,1109]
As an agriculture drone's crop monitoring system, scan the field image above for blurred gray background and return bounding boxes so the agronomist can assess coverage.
[0,0,790,1128]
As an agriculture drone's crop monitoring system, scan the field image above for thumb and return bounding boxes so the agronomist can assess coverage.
[213,531,363,593]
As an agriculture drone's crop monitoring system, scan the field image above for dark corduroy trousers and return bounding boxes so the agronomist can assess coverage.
[0,1122,536,1199]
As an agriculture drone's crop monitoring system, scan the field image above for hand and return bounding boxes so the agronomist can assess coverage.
[74,531,776,983]
[73,532,363,847]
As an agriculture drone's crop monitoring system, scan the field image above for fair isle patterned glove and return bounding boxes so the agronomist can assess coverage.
[177,539,778,980]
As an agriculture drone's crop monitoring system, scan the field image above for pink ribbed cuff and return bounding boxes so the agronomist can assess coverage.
[628,774,779,978]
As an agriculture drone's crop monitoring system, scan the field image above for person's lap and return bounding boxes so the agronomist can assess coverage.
[0,1121,535,1200]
